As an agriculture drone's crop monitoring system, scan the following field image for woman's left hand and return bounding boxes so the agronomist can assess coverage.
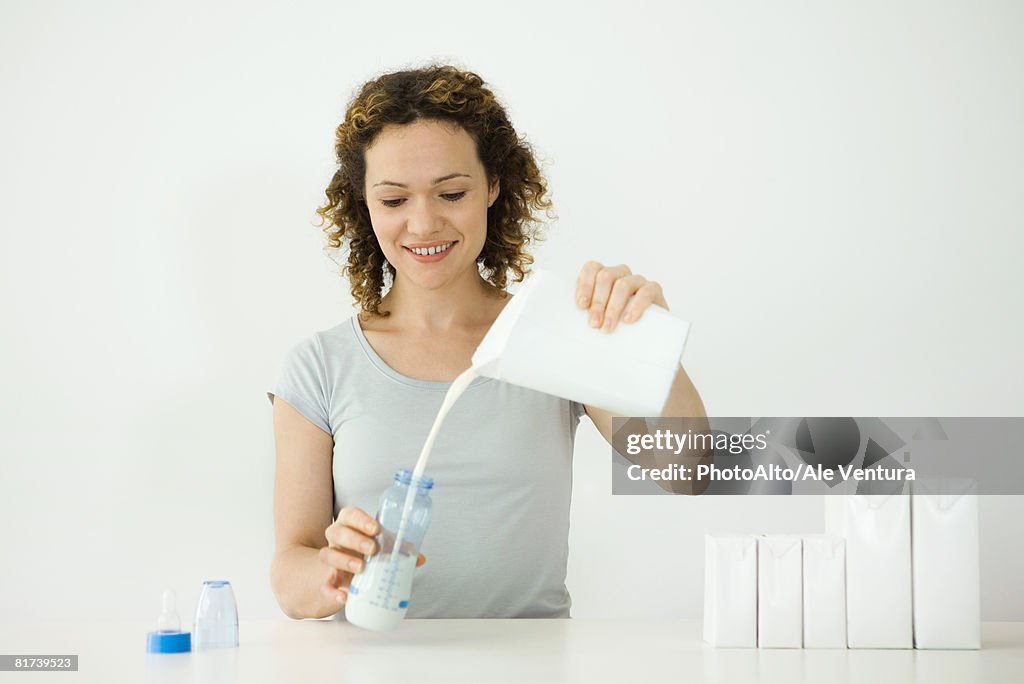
[575,261,670,334]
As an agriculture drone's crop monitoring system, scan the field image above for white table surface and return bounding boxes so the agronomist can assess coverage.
[1,619,1022,683]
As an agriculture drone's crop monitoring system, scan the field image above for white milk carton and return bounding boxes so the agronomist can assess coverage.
[801,535,847,649]
[911,480,981,649]
[757,535,803,648]
[825,495,912,648]
[703,535,757,648]
[472,268,690,417]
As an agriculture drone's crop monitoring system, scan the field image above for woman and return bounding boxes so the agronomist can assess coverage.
[268,64,705,620]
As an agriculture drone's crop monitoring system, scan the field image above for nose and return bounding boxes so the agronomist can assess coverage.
[406,197,443,238]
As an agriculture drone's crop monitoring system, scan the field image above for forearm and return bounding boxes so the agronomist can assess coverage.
[270,544,340,620]
[600,367,710,494]
[661,364,707,420]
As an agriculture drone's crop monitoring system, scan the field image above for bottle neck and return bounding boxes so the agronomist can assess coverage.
[395,470,433,493]
[397,481,431,495]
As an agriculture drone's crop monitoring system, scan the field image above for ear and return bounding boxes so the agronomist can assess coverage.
[487,177,500,208]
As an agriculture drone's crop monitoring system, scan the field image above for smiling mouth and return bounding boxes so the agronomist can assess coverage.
[404,241,457,256]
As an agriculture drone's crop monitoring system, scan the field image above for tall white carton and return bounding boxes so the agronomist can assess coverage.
[703,535,757,648]
[472,268,690,416]
[758,535,803,648]
[912,481,981,649]
[802,535,847,648]
[826,495,912,649]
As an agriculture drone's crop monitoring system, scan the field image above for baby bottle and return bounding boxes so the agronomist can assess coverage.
[345,469,434,631]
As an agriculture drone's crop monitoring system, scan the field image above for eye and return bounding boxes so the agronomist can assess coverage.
[441,192,466,202]
[380,198,405,208]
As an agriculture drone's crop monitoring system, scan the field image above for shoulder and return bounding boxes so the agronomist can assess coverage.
[279,315,361,367]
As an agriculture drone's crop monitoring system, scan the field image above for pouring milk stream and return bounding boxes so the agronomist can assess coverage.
[344,267,691,630]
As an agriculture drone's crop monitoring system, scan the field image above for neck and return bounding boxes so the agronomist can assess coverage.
[373,267,506,335]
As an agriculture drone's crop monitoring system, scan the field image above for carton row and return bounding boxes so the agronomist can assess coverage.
[703,489,980,649]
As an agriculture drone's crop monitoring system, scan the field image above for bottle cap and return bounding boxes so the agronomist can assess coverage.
[194,580,239,649]
[146,630,191,653]
[146,588,191,652]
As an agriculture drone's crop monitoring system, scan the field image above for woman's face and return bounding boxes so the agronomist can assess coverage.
[364,119,499,293]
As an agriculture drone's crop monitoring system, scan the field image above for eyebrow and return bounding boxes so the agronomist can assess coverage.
[372,173,471,189]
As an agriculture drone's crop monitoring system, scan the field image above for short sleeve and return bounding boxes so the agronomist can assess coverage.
[267,334,332,436]
[569,399,587,436]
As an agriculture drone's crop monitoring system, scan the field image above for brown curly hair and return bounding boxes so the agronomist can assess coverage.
[314,64,554,318]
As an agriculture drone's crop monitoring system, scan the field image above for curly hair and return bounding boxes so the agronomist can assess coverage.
[314,64,554,318]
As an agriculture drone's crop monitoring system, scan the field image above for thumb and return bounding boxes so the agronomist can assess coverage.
[416,553,426,568]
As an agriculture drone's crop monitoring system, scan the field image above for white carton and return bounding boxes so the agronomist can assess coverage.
[911,481,981,649]
[703,535,757,648]
[825,495,912,649]
[472,268,690,417]
[757,535,803,648]
[801,535,847,648]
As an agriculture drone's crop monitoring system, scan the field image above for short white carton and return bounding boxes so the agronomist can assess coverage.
[703,535,757,648]
[912,481,981,649]
[757,535,803,648]
[801,535,847,648]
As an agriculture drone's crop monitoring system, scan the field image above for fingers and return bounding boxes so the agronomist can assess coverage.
[328,524,378,557]
[575,260,604,309]
[587,264,632,329]
[326,506,379,556]
[321,569,348,606]
[326,566,352,590]
[575,262,634,331]
[416,553,426,568]
[601,274,647,333]
[335,506,379,537]
[576,262,671,333]
[589,265,630,328]
[622,282,665,324]
[319,545,366,575]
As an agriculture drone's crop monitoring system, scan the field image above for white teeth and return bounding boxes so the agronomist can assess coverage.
[410,242,453,256]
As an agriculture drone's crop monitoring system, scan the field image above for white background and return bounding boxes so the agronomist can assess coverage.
[2,0,1022,623]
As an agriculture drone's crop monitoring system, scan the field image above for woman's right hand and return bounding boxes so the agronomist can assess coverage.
[319,506,426,607]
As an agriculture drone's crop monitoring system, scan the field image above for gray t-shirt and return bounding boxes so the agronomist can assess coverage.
[268,314,586,618]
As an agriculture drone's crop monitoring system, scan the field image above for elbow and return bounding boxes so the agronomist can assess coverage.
[276,595,305,621]
[279,605,305,621]
[269,555,305,620]
[270,550,338,621]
